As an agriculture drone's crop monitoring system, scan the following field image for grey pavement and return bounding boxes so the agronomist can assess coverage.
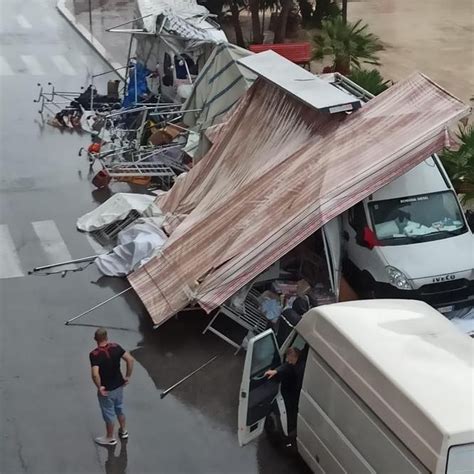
[59,0,474,105]
[348,0,474,103]
[59,0,136,71]
[0,1,309,472]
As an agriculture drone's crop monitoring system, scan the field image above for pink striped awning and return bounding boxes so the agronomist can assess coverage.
[129,73,469,327]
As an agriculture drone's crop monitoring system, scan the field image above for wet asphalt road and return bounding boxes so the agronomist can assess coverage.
[0,1,310,473]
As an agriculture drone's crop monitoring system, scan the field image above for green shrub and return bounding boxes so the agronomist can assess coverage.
[348,68,391,95]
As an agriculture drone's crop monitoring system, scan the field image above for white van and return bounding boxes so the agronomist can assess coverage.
[341,155,474,314]
[238,299,474,473]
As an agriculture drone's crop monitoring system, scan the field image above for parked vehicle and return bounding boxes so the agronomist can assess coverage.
[238,299,474,473]
[341,154,474,314]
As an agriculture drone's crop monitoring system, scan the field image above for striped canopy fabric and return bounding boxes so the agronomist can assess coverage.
[129,73,469,327]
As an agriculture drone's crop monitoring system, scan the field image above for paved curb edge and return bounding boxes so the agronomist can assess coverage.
[56,0,126,80]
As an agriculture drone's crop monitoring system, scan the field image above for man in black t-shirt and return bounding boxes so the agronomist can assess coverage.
[89,328,134,446]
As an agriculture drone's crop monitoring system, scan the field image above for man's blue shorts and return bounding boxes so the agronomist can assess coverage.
[98,386,124,423]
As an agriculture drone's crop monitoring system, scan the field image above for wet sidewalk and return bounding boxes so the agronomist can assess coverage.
[348,0,474,103]
[59,0,135,73]
[60,0,473,103]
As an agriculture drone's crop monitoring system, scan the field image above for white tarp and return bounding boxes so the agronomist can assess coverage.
[181,43,255,160]
[95,218,167,276]
[182,43,256,132]
[77,193,161,232]
[137,0,225,40]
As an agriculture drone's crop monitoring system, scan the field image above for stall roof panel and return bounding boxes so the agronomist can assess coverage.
[238,51,361,113]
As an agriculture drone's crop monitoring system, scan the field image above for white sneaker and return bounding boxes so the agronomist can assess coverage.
[94,436,117,446]
[118,429,128,439]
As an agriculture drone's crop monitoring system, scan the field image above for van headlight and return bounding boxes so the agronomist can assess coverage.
[386,266,413,290]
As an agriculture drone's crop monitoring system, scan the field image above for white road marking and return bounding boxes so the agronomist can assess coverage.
[0,225,24,279]
[85,233,105,255]
[32,220,77,269]
[0,57,14,76]
[20,55,45,75]
[52,55,76,76]
[17,14,32,29]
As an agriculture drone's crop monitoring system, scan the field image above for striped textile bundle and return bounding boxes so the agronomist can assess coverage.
[129,73,470,327]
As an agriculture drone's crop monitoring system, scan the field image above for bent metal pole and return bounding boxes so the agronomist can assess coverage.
[29,254,101,273]
[160,355,219,399]
[65,287,133,325]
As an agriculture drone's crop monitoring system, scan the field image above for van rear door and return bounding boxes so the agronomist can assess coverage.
[322,217,342,299]
[238,329,282,446]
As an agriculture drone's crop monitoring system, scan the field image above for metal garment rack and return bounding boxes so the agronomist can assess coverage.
[34,64,128,118]
[104,161,176,177]
[202,287,269,354]
[90,210,142,246]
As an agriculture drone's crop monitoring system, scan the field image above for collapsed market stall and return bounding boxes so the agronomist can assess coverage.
[36,0,231,192]
[111,0,227,104]
[126,53,469,344]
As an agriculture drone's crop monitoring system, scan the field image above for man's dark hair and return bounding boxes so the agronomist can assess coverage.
[94,328,108,343]
[286,347,301,358]
[292,296,310,316]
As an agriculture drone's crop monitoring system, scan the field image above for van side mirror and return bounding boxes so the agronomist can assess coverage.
[356,226,378,250]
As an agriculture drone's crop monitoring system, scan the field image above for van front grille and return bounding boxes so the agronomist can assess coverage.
[419,279,469,296]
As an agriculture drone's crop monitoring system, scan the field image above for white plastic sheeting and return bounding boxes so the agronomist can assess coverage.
[182,44,256,132]
[181,43,255,160]
[77,193,161,232]
[137,0,226,41]
[95,218,167,277]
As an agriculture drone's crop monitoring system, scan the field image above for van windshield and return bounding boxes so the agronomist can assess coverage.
[368,191,467,246]
[446,443,474,473]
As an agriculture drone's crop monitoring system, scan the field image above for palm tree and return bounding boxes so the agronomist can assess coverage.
[274,0,293,43]
[249,0,263,44]
[260,0,279,36]
[227,0,246,46]
[440,126,474,204]
[313,17,384,74]
[341,0,347,23]
[348,68,391,95]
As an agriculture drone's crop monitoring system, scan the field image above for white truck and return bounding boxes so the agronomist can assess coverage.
[320,74,474,315]
[341,154,474,315]
[238,299,474,473]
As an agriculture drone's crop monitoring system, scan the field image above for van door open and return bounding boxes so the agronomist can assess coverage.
[238,329,282,446]
[322,217,342,299]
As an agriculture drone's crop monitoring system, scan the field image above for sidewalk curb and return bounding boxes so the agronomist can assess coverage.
[56,0,126,80]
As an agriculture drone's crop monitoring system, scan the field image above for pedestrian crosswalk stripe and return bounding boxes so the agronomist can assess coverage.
[0,57,14,76]
[0,221,108,279]
[20,55,45,75]
[32,220,78,269]
[16,14,32,29]
[52,55,76,76]
[0,225,24,279]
